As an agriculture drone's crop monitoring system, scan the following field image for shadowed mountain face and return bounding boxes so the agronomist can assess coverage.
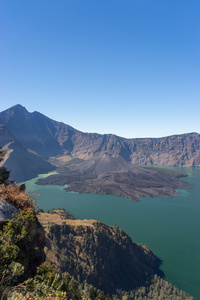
[0,124,55,182]
[0,105,200,181]
[0,105,64,159]
[37,154,190,201]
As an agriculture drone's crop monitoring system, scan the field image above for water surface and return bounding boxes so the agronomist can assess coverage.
[23,167,200,299]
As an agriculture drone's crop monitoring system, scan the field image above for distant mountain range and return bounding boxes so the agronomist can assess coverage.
[0,104,200,182]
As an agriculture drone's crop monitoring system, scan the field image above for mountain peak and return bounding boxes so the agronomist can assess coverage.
[12,104,25,109]
[0,105,30,124]
[0,105,200,177]
[1,104,28,116]
[6,104,27,112]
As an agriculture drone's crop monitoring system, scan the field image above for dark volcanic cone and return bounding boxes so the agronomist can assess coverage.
[37,154,190,201]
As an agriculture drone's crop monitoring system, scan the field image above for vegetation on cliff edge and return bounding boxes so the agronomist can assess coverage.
[0,149,194,299]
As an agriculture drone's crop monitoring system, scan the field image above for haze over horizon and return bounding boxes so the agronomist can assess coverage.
[0,1,199,138]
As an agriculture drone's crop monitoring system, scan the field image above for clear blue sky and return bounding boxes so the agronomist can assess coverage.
[0,0,199,138]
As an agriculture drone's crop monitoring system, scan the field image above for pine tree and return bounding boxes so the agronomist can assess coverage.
[0,147,10,184]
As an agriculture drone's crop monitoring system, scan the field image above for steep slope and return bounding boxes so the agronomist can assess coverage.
[37,154,190,201]
[1,203,193,299]
[0,124,55,182]
[0,184,46,298]
[0,105,200,183]
[0,105,64,159]
[126,133,200,166]
[38,209,161,293]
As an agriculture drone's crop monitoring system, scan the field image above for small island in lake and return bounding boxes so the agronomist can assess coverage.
[37,154,190,201]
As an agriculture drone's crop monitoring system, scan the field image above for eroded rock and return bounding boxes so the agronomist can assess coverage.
[0,199,19,225]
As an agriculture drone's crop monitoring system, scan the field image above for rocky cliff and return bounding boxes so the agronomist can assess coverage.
[0,124,55,182]
[0,105,199,182]
[38,209,162,293]
[0,195,193,299]
[0,184,46,297]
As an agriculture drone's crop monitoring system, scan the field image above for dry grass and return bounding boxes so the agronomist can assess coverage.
[38,211,95,229]
[0,184,37,211]
[55,155,72,162]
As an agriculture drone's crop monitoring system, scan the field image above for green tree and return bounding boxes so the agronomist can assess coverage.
[0,210,35,297]
[0,148,10,184]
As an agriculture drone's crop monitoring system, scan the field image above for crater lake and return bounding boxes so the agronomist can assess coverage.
[22,166,200,299]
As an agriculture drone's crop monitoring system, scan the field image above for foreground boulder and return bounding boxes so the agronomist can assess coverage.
[0,199,19,226]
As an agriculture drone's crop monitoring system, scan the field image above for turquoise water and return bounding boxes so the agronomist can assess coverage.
[23,167,200,299]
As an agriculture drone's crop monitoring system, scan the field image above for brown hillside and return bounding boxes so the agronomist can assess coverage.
[0,105,199,182]
[38,209,162,293]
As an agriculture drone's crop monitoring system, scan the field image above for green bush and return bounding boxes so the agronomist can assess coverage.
[0,210,36,297]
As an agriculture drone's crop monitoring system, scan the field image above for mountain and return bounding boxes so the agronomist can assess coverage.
[37,154,189,201]
[0,123,55,182]
[0,105,200,181]
[0,193,193,299]
[37,209,193,299]
[38,209,162,293]
[0,104,64,159]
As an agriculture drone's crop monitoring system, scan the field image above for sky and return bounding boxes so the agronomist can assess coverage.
[0,0,199,138]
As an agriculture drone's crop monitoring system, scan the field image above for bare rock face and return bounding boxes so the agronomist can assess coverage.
[0,105,200,182]
[39,210,163,293]
[0,123,55,183]
[0,199,19,226]
[0,105,199,182]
